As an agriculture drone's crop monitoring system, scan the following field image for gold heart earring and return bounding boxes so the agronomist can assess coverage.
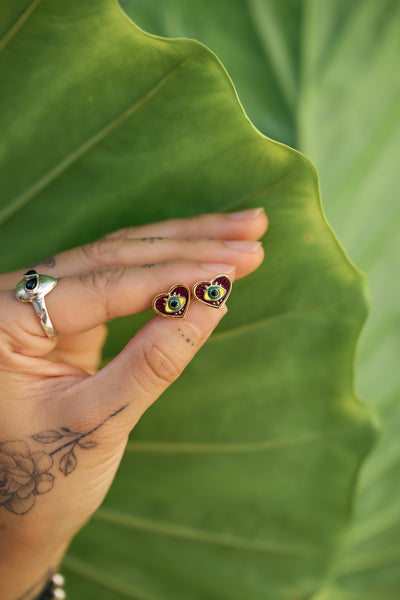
[192,274,232,308]
[152,284,190,318]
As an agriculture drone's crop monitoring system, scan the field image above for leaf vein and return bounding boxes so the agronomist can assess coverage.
[210,299,335,343]
[93,508,320,556]
[126,432,324,454]
[63,556,160,600]
[0,0,42,53]
[0,58,189,225]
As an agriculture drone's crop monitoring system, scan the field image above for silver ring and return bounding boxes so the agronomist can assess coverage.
[14,270,59,339]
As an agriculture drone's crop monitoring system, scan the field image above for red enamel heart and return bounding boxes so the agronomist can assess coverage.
[193,274,232,308]
[152,284,190,318]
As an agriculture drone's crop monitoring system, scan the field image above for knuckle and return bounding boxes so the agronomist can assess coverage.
[81,237,124,265]
[103,228,130,240]
[78,266,125,318]
[80,265,125,292]
[137,342,182,392]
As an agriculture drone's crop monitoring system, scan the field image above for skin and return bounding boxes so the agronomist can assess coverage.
[0,207,267,600]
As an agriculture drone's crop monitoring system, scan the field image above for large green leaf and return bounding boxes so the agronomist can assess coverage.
[123,0,400,597]
[0,1,377,598]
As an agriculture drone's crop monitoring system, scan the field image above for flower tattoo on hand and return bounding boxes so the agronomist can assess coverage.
[0,404,127,514]
[0,441,54,514]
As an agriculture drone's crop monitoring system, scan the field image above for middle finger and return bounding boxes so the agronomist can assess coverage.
[53,236,263,278]
[1,237,263,289]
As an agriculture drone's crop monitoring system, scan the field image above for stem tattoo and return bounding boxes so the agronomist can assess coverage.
[0,405,128,515]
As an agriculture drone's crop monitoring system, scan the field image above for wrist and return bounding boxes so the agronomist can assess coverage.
[0,529,69,600]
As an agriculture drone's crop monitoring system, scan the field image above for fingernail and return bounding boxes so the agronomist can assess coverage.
[227,207,264,220]
[201,263,236,274]
[224,240,261,252]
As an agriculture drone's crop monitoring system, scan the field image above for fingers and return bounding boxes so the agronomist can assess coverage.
[42,236,263,279]
[71,299,229,433]
[48,262,238,336]
[2,260,254,351]
[104,207,267,241]
[0,208,267,289]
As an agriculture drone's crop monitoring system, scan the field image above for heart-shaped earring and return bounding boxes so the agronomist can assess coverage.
[152,283,190,318]
[192,274,232,308]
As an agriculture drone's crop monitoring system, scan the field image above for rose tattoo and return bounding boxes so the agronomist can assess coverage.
[0,404,127,515]
[0,441,54,514]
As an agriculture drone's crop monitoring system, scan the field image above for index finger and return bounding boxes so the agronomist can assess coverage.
[2,262,239,354]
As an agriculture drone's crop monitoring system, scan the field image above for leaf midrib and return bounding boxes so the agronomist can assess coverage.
[125,432,325,454]
[102,299,337,366]
[63,555,161,600]
[0,58,189,225]
[93,507,323,556]
[0,0,42,53]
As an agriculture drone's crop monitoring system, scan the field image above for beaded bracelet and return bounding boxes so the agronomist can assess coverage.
[35,573,66,599]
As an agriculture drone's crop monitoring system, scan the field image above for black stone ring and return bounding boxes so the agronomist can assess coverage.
[14,270,59,339]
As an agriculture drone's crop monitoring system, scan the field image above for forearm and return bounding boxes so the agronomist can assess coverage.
[0,531,69,600]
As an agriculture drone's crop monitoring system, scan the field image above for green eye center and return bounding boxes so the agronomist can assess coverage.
[208,287,220,299]
[166,295,185,312]
[203,285,226,302]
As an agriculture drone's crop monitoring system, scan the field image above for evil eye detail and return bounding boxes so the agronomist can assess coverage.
[165,295,186,313]
[153,284,190,318]
[203,285,226,302]
[192,275,231,309]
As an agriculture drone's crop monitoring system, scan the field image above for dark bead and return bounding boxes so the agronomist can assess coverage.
[24,269,37,277]
[210,289,219,298]
[25,279,37,291]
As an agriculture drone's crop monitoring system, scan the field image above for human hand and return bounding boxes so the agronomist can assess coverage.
[0,208,267,599]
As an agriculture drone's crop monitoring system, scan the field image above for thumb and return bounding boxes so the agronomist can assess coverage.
[79,297,228,432]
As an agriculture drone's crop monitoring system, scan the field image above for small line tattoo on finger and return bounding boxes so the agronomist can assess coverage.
[140,237,163,243]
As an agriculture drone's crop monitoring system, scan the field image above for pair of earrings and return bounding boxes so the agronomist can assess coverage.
[152,274,232,318]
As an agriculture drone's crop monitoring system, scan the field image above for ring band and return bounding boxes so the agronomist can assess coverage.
[15,270,59,339]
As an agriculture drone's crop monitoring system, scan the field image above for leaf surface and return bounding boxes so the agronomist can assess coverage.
[123,0,400,597]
